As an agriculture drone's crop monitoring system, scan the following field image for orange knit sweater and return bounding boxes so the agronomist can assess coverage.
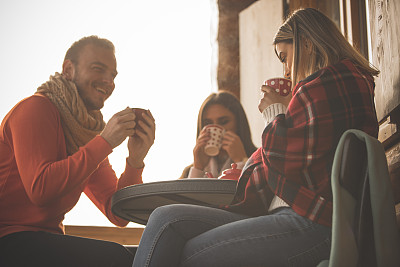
[0,94,143,238]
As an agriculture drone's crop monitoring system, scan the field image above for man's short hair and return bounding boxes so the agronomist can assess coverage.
[64,35,115,64]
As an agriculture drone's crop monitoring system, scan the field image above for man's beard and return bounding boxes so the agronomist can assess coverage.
[72,75,104,111]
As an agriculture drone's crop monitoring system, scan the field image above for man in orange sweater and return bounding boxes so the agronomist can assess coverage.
[0,36,155,266]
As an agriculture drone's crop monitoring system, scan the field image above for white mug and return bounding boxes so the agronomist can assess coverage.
[203,124,225,156]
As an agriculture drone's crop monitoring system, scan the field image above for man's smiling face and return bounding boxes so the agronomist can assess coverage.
[70,44,118,111]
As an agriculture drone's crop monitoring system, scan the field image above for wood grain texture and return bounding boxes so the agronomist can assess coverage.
[64,225,144,245]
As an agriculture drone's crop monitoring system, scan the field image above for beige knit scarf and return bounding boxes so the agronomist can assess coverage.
[36,72,105,155]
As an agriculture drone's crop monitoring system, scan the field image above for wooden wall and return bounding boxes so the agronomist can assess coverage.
[369,0,400,122]
[368,0,400,212]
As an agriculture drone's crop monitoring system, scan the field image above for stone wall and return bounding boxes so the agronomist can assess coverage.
[210,0,258,99]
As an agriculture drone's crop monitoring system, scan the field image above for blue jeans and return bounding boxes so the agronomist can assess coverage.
[133,204,331,267]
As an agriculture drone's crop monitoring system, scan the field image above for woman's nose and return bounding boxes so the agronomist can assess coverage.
[284,68,291,79]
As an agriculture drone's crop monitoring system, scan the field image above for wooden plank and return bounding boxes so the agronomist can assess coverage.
[368,0,400,121]
[64,225,144,245]
[396,203,400,231]
[378,115,398,146]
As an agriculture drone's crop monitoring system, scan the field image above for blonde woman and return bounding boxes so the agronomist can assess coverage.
[133,8,379,267]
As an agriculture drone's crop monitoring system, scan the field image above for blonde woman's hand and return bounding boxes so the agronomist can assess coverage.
[193,127,211,171]
[221,131,247,163]
[258,84,292,112]
[127,110,156,169]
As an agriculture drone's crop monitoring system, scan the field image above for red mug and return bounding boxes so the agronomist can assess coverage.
[264,77,292,96]
[132,108,146,133]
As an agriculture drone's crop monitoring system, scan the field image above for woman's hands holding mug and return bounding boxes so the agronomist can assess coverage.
[259,78,293,112]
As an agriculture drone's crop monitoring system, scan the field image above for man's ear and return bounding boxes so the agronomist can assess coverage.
[62,60,75,81]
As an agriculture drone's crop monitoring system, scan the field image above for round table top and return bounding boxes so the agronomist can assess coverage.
[111,178,237,225]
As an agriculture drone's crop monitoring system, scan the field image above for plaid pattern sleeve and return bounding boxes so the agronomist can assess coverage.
[225,59,379,227]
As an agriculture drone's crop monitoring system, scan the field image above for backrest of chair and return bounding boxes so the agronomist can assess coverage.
[338,133,377,267]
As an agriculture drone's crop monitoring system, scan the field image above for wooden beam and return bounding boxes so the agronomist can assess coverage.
[64,225,144,245]
[339,0,368,58]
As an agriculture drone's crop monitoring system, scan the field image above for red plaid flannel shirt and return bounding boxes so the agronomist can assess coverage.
[225,59,379,227]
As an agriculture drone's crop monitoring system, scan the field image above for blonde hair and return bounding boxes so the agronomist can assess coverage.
[273,8,379,86]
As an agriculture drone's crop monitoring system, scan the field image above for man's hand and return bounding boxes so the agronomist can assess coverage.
[127,110,156,169]
[100,107,136,148]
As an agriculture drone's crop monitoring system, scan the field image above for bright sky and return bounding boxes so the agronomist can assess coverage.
[0,0,213,227]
